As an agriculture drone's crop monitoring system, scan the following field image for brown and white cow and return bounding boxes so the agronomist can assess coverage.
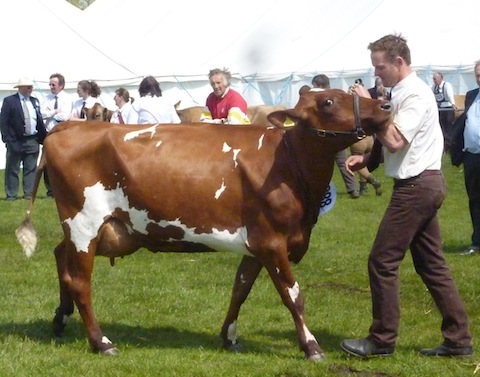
[16,89,391,360]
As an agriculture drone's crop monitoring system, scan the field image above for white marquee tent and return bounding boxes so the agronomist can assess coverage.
[0,0,479,168]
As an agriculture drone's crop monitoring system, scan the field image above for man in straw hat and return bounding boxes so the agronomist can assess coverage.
[0,77,46,200]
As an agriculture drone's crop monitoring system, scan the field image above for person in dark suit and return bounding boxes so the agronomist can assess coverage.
[0,77,47,200]
[451,60,480,255]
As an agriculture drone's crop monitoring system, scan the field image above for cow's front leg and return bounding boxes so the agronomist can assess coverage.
[221,255,263,351]
[53,241,75,337]
[263,253,325,361]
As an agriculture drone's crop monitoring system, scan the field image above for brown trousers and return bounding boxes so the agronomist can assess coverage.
[368,171,471,348]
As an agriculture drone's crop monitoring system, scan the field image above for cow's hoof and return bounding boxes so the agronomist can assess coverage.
[224,342,243,353]
[307,352,326,362]
[102,347,119,356]
[52,316,66,337]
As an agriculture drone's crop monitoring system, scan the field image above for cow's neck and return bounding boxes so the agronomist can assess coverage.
[283,128,341,225]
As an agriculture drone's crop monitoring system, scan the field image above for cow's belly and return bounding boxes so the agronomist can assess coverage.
[63,182,252,256]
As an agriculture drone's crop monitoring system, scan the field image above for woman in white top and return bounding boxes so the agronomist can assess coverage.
[71,80,102,120]
[110,87,133,124]
[127,76,180,124]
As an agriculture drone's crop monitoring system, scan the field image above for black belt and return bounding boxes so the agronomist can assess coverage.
[393,170,441,186]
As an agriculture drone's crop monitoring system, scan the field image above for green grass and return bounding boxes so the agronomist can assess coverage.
[0,155,478,376]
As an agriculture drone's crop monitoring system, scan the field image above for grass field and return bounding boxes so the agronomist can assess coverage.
[0,155,478,376]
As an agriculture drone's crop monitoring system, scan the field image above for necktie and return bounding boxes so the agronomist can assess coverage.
[80,101,86,119]
[118,111,125,124]
[54,96,58,110]
[22,97,33,135]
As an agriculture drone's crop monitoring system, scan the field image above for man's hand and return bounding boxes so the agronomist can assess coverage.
[346,154,367,175]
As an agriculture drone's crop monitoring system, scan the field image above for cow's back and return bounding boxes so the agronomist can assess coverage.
[44,122,286,236]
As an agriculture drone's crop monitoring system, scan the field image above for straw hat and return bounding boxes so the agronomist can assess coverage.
[14,77,34,88]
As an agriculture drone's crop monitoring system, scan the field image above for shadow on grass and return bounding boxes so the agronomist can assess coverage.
[0,318,343,357]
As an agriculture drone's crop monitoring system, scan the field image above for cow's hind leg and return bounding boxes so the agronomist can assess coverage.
[262,253,325,361]
[221,255,263,351]
[53,241,75,337]
[55,239,118,355]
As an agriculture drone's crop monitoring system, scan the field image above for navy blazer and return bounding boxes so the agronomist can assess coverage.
[0,93,47,147]
[450,87,480,166]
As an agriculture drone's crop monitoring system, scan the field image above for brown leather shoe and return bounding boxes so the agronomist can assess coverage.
[420,344,473,357]
[340,337,394,358]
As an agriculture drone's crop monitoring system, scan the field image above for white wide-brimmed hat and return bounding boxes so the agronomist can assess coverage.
[14,77,34,88]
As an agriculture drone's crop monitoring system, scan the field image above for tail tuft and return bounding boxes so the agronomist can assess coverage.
[15,214,37,258]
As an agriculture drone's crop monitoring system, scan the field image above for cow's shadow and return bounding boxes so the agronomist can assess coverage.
[0,319,344,355]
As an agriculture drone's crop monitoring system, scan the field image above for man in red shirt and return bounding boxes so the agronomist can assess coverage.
[200,68,250,125]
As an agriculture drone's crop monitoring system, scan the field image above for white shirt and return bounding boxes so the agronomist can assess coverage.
[41,90,72,132]
[72,96,101,119]
[127,95,180,124]
[110,101,133,124]
[384,71,444,179]
[432,80,456,108]
[20,94,37,135]
[464,91,480,154]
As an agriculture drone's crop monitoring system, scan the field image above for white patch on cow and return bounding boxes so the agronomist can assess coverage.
[65,182,252,256]
[124,124,159,141]
[288,282,300,303]
[65,182,152,252]
[232,149,240,167]
[214,178,226,199]
[276,267,280,274]
[102,336,113,345]
[222,142,240,167]
[62,315,70,325]
[258,133,265,150]
[156,141,162,147]
[303,324,318,343]
[227,320,238,344]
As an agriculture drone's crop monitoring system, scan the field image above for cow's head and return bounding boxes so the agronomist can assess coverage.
[84,103,114,122]
[268,89,391,137]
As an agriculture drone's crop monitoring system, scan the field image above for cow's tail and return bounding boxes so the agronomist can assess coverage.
[15,150,47,258]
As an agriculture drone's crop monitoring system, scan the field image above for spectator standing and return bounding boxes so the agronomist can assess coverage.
[41,72,72,197]
[0,78,46,200]
[200,68,250,125]
[451,60,480,256]
[127,76,180,124]
[432,72,457,152]
[341,34,472,358]
[71,80,102,120]
[110,88,133,124]
[41,73,72,132]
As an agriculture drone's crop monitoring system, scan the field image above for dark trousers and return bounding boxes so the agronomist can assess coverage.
[464,152,480,246]
[438,108,455,152]
[367,171,471,347]
[4,139,39,199]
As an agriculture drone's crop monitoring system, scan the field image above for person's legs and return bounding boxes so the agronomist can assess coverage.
[367,183,417,346]
[4,144,22,200]
[463,152,480,247]
[335,149,358,198]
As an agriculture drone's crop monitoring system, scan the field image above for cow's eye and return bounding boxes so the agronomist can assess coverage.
[325,99,333,106]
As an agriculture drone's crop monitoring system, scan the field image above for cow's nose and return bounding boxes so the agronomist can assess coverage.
[381,102,392,111]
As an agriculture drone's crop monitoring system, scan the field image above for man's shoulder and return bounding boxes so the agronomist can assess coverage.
[467,88,479,96]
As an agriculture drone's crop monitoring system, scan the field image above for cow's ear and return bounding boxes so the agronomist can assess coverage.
[102,107,109,121]
[268,110,298,128]
[299,85,311,96]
